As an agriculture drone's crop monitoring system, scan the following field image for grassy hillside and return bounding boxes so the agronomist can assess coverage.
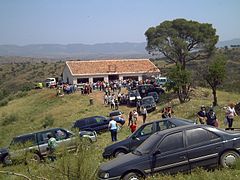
[0,87,240,179]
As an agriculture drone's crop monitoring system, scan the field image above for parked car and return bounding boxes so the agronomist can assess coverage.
[0,128,77,165]
[156,77,168,86]
[128,90,141,106]
[99,125,240,180]
[102,118,195,159]
[147,91,159,103]
[109,110,124,118]
[45,77,57,88]
[137,84,164,98]
[72,115,125,133]
[141,96,156,112]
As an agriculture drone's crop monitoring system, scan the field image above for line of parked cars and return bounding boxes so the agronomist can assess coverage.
[0,110,126,165]
[98,122,240,180]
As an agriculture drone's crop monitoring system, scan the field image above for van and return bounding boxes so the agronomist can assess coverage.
[156,77,167,86]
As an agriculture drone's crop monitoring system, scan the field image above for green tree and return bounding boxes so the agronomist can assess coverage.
[165,65,192,103]
[202,53,227,107]
[145,18,218,102]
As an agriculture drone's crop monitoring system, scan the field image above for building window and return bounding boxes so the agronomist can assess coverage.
[93,77,104,83]
[77,78,89,84]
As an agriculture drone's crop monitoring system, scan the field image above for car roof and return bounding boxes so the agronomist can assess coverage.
[136,118,194,127]
[13,127,67,138]
[142,96,154,99]
[153,124,209,137]
[76,116,106,121]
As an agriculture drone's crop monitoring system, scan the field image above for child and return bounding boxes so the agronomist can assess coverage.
[130,122,137,133]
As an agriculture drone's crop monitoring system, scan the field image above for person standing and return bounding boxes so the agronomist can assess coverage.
[197,105,207,124]
[130,122,137,133]
[47,134,57,162]
[226,103,238,129]
[108,118,118,142]
[128,111,133,126]
[206,108,218,127]
[161,107,169,119]
[141,106,147,124]
[136,100,141,114]
[133,109,138,124]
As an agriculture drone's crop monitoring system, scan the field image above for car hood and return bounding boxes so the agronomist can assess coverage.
[100,152,141,172]
[104,138,130,152]
[0,147,9,155]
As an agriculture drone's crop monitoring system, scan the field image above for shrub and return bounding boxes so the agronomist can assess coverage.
[0,99,9,107]
[42,115,55,128]
[20,82,34,92]
[15,91,28,98]
[1,113,19,126]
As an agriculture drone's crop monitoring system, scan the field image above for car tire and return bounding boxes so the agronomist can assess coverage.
[3,155,12,165]
[122,172,141,180]
[26,153,41,164]
[114,150,127,158]
[220,150,240,168]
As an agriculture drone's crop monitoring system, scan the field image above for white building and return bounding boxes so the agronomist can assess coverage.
[62,59,160,84]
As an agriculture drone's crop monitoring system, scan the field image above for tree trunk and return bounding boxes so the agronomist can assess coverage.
[212,87,218,107]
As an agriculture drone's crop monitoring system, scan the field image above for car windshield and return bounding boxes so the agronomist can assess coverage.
[142,98,154,104]
[133,133,162,155]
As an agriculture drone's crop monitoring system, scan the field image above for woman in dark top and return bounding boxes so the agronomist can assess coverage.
[206,108,218,127]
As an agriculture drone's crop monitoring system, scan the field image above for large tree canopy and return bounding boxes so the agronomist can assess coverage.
[145,19,219,69]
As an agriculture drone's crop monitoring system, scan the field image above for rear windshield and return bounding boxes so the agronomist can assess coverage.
[142,97,154,104]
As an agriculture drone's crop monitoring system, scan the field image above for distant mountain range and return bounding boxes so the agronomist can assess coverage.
[0,39,239,59]
[0,42,149,59]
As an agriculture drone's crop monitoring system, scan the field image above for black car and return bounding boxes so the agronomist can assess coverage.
[99,125,240,180]
[138,84,164,98]
[72,115,125,132]
[102,118,195,159]
[128,90,141,106]
[141,96,156,112]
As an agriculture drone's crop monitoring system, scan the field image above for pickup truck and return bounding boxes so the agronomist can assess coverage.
[45,78,57,88]
[0,128,95,165]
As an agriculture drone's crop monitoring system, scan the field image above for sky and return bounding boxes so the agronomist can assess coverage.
[0,0,239,45]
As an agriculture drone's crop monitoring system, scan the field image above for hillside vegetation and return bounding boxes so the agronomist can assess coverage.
[0,87,240,179]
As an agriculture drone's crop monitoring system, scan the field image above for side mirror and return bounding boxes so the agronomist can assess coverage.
[132,136,140,141]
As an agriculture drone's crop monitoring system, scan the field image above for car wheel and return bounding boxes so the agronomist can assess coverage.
[220,150,240,168]
[3,155,12,165]
[122,172,141,180]
[27,153,41,164]
[114,150,127,158]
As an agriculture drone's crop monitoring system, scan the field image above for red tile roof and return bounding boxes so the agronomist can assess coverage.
[66,59,160,75]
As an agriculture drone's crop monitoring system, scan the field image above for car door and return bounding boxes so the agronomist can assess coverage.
[54,129,76,152]
[94,116,109,131]
[185,127,222,169]
[129,123,154,151]
[37,131,53,156]
[152,131,190,174]
[87,118,97,131]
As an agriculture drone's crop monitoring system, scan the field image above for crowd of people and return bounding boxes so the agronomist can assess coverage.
[197,103,238,129]
[53,79,239,142]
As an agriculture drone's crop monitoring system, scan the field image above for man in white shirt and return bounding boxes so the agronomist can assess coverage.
[108,118,118,142]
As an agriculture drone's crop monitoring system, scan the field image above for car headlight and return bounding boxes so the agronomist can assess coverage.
[99,172,109,179]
